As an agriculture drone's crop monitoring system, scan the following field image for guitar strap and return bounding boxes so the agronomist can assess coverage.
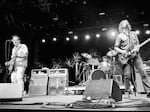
[128,32,134,52]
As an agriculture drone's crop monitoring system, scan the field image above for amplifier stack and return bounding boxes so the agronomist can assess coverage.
[28,68,68,96]
[28,69,49,95]
[48,69,68,95]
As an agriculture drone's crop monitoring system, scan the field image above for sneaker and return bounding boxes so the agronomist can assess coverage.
[22,91,29,97]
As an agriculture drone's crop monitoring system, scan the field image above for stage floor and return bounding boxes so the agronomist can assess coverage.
[1,93,150,111]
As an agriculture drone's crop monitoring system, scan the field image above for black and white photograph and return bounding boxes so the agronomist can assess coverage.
[0,0,150,111]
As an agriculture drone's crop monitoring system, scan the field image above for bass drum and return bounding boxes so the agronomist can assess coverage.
[89,69,107,80]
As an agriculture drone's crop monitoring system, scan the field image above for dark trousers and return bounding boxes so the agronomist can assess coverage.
[123,54,150,93]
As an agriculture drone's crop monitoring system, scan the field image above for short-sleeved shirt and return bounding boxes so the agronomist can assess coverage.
[11,44,28,67]
[114,31,139,51]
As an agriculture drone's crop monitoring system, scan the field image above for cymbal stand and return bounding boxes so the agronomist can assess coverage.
[78,64,91,86]
[111,56,116,78]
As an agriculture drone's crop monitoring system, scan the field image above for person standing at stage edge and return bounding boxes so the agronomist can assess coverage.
[114,19,150,97]
[5,35,28,96]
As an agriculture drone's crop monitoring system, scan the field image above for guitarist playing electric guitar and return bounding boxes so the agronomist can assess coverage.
[5,35,28,96]
[118,37,150,65]
[114,19,150,98]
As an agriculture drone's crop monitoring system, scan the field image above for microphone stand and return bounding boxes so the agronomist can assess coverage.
[3,40,11,82]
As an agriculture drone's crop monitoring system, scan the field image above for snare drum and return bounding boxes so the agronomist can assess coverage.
[89,69,107,80]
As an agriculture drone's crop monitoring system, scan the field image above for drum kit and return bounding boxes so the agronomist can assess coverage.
[81,50,117,82]
[106,50,117,57]
[81,52,100,67]
[81,53,92,59]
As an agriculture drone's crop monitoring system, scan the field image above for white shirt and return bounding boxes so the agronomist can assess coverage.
[11,44,28,67]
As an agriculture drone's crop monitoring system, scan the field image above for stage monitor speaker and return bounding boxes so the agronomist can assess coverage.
[0,83,23,101]
[83,79,122,102]
[48,69,68,95]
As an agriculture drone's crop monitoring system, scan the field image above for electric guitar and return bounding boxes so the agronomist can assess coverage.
[5,58,16,75]
[118,38,150,64]
[5,45,22,75]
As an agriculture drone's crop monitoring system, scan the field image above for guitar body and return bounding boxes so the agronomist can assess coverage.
[118,51,137,64]
[8,61,15,74]
[5,59,15,75]
[118,38,150,65]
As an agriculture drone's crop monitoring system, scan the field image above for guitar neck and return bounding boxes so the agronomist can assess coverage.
[139,38,150,48]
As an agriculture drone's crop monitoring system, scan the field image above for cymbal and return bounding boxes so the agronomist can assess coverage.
[106,50,117,57]
[81,53,92,59]
[87,58,100,65]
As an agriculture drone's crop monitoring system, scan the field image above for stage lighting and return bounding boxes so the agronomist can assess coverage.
[135,30,140,35]
[53,38,57,41]
[107,28,118,40]
[83,1,87,5]
[42,39,46,43]
[96,34,100,38]
[85,34,90,40]
[68,31,73,34]
[73,35,78,40]
[145,30,150,35]
[99,12,106,16]
[66,37,70,41]
[110,31,116,37]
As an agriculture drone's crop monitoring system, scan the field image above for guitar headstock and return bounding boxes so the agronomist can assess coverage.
[148,38,150,41]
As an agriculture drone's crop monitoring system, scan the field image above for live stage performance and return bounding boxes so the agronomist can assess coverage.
[1,0,150,111]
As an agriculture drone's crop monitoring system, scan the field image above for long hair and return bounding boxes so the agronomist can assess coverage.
[118,19,132,33]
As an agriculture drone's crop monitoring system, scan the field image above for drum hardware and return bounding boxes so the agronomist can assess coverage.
[76,61,91,83]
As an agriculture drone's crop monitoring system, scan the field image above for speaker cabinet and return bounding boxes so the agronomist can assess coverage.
[83,79,122,102]
[28,75,48,96]
[31,69,49,76]
[0,83,23,101]
[48,69,68,95]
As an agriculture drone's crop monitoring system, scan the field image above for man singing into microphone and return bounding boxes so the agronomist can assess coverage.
[5,35,28,96]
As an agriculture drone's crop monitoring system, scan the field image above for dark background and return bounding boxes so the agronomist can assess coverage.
[0,0,150,82]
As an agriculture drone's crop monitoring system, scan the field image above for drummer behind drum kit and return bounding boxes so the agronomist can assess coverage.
[81,51,117,81]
